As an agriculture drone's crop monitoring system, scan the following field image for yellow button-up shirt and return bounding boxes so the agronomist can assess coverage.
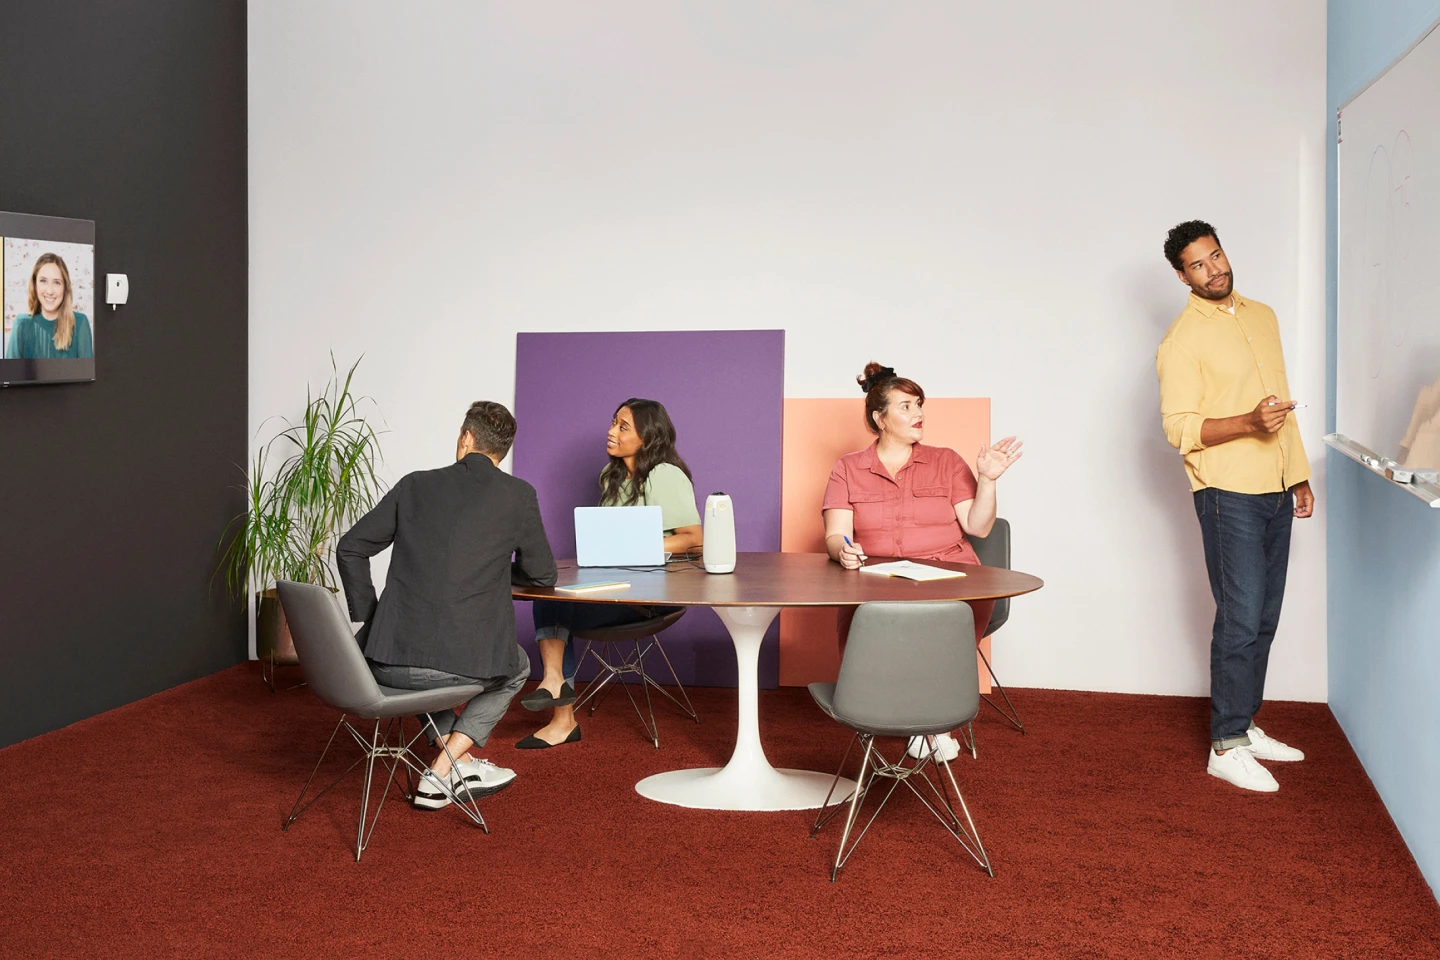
[1156,291,1310,493]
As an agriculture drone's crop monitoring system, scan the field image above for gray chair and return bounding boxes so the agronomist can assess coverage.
[968,518,1025,737]
[276,580,489,861]
[808,601,993,881]
[572,608,698,748]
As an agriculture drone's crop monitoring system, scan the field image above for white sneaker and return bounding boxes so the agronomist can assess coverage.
[906,734,960,763]
[413,768,458,810]
[1207,745,1279,793]
[1246,725,1304,762]
[454,757,518,799]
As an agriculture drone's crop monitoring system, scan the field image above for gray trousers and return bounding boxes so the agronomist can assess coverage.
[368,657,531,749]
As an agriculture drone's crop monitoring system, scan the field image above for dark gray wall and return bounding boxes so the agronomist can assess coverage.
[0,2,248,747]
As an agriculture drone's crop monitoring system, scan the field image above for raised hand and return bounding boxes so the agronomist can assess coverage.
[977,436,1024,481]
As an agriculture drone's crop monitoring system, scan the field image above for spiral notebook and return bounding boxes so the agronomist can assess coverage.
[858,560,966,581]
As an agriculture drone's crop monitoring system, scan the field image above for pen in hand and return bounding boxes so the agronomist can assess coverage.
[842,535,867,567]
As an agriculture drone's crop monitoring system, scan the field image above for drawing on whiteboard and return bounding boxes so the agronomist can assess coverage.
[1360,131,1414,380]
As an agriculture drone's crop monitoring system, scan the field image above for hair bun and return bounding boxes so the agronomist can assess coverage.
[856,362,897,394]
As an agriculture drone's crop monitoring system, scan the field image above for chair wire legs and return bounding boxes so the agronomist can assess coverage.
[959,721,978,760]
[283,714,488,862]
[645,637,699,724]
[424,718,489,836]
[978,646,1025,734]
[573,634,699,748]
[284,716,365,831]
[810,734,993,881]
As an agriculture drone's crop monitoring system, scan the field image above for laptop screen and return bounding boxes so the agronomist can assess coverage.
[573,506,665,567]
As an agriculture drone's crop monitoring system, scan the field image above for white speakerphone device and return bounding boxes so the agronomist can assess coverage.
[702,492,736,574]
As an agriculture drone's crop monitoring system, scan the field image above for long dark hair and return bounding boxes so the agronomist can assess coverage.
[599,398,692,506]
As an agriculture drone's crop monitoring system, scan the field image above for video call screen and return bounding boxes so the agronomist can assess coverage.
[0,211,97,386]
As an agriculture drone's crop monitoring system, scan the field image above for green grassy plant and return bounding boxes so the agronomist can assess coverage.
[216,356,385,602]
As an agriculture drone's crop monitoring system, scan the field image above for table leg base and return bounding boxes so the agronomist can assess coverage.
[635,767,859,811]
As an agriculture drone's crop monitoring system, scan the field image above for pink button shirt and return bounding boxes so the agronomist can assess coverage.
[823,442,980,565]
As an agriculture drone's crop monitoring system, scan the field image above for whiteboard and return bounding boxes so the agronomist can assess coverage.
[1338,20,1440,471]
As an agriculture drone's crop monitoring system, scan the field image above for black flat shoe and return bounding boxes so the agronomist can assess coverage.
[520,682,576,712]
[515,726,582,750]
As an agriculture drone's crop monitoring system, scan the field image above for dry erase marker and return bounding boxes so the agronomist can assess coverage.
[1269,400,1308,408]
[843,536,867,564]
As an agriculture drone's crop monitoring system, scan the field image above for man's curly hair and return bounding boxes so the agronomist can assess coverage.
[1164,220,1220,270]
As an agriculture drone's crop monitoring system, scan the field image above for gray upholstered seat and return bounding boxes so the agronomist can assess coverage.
[573,608,697,747]
[276,580,490,860]
[808,600,993,881]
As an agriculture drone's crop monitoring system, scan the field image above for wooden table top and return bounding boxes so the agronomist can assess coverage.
[511,552,1043,607]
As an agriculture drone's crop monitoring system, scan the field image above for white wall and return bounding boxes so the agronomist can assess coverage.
[249,0,1329,699]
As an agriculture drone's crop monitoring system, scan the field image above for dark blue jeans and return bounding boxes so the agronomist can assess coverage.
[1194,487,1294,750]
[531,600,679,684]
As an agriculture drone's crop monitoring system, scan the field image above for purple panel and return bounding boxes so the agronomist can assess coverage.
[513,330,785,688]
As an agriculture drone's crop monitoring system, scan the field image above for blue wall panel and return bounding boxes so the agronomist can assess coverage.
[1327,0,1440,899]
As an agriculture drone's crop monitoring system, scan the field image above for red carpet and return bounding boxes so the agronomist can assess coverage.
[0,664,1435,959]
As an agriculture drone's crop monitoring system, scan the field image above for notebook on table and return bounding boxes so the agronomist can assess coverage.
[555,580,631,594]
[858,560,966,581]
[574,505,665,567]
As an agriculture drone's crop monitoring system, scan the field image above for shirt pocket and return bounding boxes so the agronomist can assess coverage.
[1249,326,1287,372]
[911,485,955,524]
[848,489,890,533]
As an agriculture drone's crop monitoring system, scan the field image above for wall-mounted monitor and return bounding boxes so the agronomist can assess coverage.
[1,211,96,386]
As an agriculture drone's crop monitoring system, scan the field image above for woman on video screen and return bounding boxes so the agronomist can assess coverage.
[6,253,93,359]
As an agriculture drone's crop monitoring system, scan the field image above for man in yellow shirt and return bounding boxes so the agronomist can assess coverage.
[1156,220,1314,793]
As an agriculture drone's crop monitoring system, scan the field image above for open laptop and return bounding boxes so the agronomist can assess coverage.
[574,505,665,567]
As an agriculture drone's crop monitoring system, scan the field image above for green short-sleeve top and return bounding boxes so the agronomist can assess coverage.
[6,312,94,359]
[602,462,701,535]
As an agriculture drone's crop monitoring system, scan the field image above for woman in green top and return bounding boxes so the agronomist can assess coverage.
[6,253,93,359]
[518,398,703,749]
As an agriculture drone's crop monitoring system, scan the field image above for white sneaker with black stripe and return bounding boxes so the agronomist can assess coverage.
[454,758,517,799]
[413,768,459,810]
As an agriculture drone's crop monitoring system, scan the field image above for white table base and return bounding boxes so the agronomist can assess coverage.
[634,605,857,811]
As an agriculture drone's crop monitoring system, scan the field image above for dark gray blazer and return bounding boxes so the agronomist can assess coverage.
[337,453,557,679]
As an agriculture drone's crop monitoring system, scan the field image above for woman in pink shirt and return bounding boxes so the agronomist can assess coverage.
[822,362,1023,760]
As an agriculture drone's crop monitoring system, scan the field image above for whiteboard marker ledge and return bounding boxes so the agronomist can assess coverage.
[1325,434,1440,507]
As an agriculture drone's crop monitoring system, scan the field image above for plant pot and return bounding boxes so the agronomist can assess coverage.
[257,588,305,692]
[257,589,300,665]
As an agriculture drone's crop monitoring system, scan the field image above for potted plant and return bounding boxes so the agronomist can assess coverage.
[216,356,386,689]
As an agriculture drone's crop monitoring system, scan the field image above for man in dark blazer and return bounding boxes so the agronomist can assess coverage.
[338,401,557,809]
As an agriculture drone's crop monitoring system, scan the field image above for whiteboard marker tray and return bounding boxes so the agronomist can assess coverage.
[1325,434,1440,507]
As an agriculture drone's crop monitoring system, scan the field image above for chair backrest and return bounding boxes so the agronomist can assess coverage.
[967,517,1010,635]
[276,580,385,713]
[831,601,979,734]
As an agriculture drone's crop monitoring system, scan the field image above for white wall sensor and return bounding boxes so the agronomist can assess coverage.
[105,274,129,310]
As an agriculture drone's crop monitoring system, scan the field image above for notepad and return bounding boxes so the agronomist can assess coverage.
[858,561,966,581]
[555,580,632,594]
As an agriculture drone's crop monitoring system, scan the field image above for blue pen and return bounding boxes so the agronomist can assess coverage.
[843,536,867,565]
